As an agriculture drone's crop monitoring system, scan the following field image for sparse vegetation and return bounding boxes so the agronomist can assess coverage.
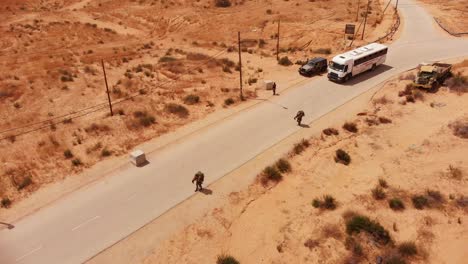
[183,94,200,105]
[216,254,239,264]
[311,195,336,210]
[165,103,189,118]
[449,119,468,139]
[384,255,407,264]
[292,139,310,155]
[215,0,232,8]
[412,195,428,209]
[313,48,332,54]
[323,128,339,136]
[448,165,463,180]
[335,149,351,165]
[15,176,33,190]
[278,56,293,66]
[1,197,12,208]
[101,148,111,157]
[379,178,388,188]
[446,73,468,93]
[260,166,283,185]
[72,158,82,167]
[398,241,418,256]
[342,122,358,133]
[389,198,405,211]
[64,149,74,159]
[344,236,363,256]
[379,117,392,124]
[224,98,235,106]
[346,214,391,245]
[372,186,386,200]
[134,111,156,127]
[275,158,291,173]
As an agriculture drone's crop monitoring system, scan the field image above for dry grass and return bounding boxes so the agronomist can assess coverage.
[343,122,358,133]
[449,119,468,139]
[323,127,339,136]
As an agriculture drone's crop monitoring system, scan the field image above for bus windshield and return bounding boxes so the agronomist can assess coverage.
[329,61,345,72]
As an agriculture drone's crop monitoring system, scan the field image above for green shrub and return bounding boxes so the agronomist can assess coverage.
[344,236,363,256]
[398,241,418,256]
[312,199,321,208]
[346,215,391,245]
[412,195,428,209]
[64,149,74,159]
[216,254,239,264]
[215,0,232,8]
[343,122,358,133]
[335,149,351,165]
[312,195,336,210]
[184,94,200,105]
[372,186,386,200]
[263,166,282,182]
[1,197,12,208]
[72,158,82,166]
[275,158,291,173]
[278,56,293,66]
[224,98,235,106]
[389,198,405,211]
[293,139,310,155]
[165,103,189,118]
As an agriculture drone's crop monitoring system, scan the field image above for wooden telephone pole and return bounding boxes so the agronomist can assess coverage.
[276,19,280,61]
[101,59,113,116]
[361,0,370,40]
[395,0,399,13]
[237,32,244,101]
[355,0,361,22]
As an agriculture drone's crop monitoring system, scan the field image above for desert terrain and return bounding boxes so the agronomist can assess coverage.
[418,0,468,35]
[0,0,398,208]
[142,60,468,264]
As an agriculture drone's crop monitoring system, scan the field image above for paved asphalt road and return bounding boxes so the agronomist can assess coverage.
[1,0,467,263]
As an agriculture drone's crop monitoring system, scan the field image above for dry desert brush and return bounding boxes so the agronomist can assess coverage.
[397,241,418,257]
[335,149,351,165]
[345,214,391,245]
[372,186,386,200]
[323,127,339,136]
[275,158,292,173]
[343,122,358,133]
[389,198,405,211]
[1,197,12,208]
[292,139,310,155]
[312,195,337,210]
[165,103,189,118]
[449,119,468,139]
[260,166,283,185]
[183,94,200,105]
[216,254,239,264]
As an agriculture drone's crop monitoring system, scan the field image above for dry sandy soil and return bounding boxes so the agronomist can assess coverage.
[142,61,468,264]
[0,0,398,208]
[418,0,468,35]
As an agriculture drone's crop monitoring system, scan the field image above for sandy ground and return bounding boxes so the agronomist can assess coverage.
[0,0,398,208]
[141,60,468,264]
[418,0,468,35]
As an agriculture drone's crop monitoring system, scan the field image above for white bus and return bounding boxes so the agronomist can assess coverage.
[327,43,388,82]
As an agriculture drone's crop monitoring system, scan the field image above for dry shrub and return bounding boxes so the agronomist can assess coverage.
[345,214,391,245]
[304,239,319,250]
[372,186,386,200]
[292,139,310,155]
[63,149,73,159]
[366,118,379,126]
[313,48,332,54]
[379,117,392,124]
[12,175,33,190]
[323,128,339,136]
[343,122,358,133]
[398,84,413,97]
[446,73,468,93]
[183,94,200,105]
[224,98,235,106]
[216,254,239,264]
[322,224,343,240]
[275,158,291,173]
[260,166,282,186]
[335,149,351,165]
[399,72,415,80]
[412,195,428,209]
[379,178,388,188]
[398,241,418,257]
[165,103,189,118]
[186,52,210,60]
[389,198,405,211]
[278,56,293,66]
[373,95,393,105]
[215,0,231,8]
[449,119,468,139]
[447,165,463,180]
[85,123,111,134]
[455,196,468,208]
[312,195,337,210]
[1,197,12,208]
[413,90,424,101]
[344,236,364,257]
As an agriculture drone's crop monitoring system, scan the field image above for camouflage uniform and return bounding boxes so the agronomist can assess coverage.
[192,171,205,192]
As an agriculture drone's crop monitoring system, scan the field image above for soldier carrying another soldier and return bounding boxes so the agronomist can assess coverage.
[294,110,305,126]
[192,171,205,192]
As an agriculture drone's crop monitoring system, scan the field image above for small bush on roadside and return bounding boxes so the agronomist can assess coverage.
[72,158,82,166]
[183,94,200,105]
[215,0,232,8]
[446,73,468,93]
[1,198,12,208]
[165,103,189,118]
[64,149,74,159]
[314,48,332,54]
[16,176,32,190]
[248,77,258,85]
[398,241,418,256]
[379,178,388,188]
[278,56,293,66]
[384,255,407,264]
[412,195,428,209]
[379,117,392,124]
[343,122,358,133]
[405,95,415,103]
[323,128,339,136]
[224,98,235,106]
[346,215,391,245]
[216,254,239,264]
[449,120,468,139]
[262,166,283,184]
[101,148,111,157]
[134,111,156,127]
[448,165,463,179]
[372,186,386,200]
[344,236,363,256]
[292,139,310,155]
[389,198,405,211]
[275,158,291,173]
[335,149,351,165]
[312,195,336,210]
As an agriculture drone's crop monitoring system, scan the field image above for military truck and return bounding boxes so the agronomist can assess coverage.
[413,62,451,89]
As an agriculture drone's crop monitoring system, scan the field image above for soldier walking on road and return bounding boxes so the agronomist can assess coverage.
[192,171,205,192]
[272,82,277,95]
[294,110,305,126]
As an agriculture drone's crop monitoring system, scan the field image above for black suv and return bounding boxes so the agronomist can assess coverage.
[298,57,328,76]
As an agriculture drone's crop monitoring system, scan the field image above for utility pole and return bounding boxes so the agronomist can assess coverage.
[101,59,113,116]
[355,0,361,22]
[276,19,280,61]
[0,222,14,229]
[237,32,244,101]
[395,0,399,13]
[361,0,370,40]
